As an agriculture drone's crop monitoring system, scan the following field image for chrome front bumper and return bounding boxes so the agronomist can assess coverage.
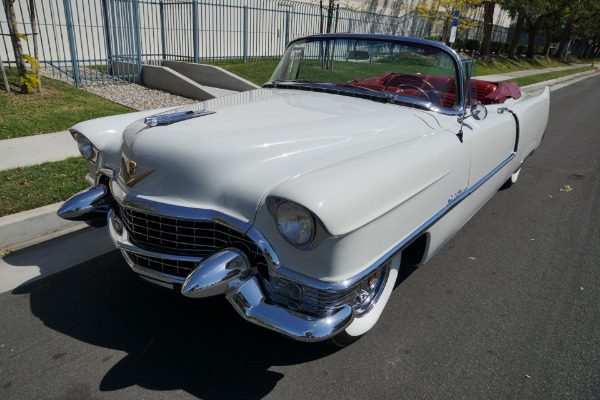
[106,208,353,341]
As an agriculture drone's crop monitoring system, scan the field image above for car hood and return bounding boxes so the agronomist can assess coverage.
[117,88,434,226]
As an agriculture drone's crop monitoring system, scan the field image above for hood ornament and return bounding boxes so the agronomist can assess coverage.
[145,110,216,127]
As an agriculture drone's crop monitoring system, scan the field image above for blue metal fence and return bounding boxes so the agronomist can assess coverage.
[0,0,511,87]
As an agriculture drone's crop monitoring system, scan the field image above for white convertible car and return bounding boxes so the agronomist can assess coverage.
[59,34,549,345]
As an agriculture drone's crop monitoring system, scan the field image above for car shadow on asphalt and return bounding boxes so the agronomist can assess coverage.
[9,250,337,398]
[10,249,421,398]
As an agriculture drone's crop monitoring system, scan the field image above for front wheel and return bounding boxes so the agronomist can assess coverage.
[328,255,401,347]
[500,168,521,190]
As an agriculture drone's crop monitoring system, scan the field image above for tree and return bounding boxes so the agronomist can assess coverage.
[500,0,560,59]
[415,0,484,43]
[555,0,600,58]
[508,12,525,59]
[5,0,28,92]
[479,0,498,56]
[4,0,40,93]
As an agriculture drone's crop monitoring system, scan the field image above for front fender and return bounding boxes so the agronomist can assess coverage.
[71,106,181,177]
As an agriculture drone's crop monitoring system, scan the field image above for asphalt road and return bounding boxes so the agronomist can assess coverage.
[1,75,599,399]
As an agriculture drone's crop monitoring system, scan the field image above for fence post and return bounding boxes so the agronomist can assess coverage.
[101,0,113,74]
[285,10,290,46]
[193,0,199,63]
[160,0,166,60]
[349,18,353,33]
[243,6,248,63]
[132,0,143,83]
[62,0,81,87]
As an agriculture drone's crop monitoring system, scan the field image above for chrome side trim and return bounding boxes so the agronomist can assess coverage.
[272,152,516,291]
[498,107,520,152]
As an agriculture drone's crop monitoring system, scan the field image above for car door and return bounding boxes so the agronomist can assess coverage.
[464,105,516,186]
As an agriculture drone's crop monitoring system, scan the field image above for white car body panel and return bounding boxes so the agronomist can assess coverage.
[60,34,551,343]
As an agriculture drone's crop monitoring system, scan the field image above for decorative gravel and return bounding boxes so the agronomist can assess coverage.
[38,66,198,111]
[84,82,197,111]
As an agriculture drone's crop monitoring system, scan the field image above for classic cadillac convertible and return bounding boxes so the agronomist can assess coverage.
[58,34,549,345]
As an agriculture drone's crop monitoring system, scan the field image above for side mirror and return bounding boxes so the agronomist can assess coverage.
[458,102,488,123]
[470,103,487,121]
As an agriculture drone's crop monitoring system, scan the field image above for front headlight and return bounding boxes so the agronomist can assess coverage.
[272,200,315,247]
[71,130,99,163]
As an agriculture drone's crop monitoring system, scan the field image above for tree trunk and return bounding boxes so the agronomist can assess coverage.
[526,17,543,59]
[543,28,552,57]
[0,52,10,92]
[509,13,525,60]
[5,0,29,93]
[441,17,450,43]
[29,0,41,92]
[578,39,588,59]
[556,20,572,58]
[479,1,495,56]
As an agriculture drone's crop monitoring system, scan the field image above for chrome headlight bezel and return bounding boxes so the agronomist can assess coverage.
[267,198,330,250]
[71,129,99,163]
[270,199,315,247]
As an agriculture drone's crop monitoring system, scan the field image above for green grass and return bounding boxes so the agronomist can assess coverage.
[474,55,572,76]
[207,58,280,86]
[511,66,595,87]
[0,157,89,217]
[201,54,580,86]
[0,67,132,140]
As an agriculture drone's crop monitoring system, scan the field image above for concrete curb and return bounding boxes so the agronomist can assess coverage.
[520,68,599,93]
[0,202,87,251]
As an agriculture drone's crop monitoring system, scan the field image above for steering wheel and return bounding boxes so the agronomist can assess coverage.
[384,73,435,92]
[394,83,430,99]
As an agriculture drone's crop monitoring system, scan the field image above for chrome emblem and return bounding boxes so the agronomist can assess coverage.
[448,187,468,204]
[127,160,137,175]
[121,157,155,188]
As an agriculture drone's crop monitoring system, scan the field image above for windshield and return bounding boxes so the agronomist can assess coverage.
[269,37,460,110]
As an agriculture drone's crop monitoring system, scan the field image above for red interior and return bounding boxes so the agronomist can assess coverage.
[349,72,520,109]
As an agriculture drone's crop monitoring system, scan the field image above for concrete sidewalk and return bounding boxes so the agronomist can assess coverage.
[478,63,591,82]
[0,130,79,171]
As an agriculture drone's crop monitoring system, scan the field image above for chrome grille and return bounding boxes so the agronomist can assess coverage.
[119,206,268,279]
[120,206,251,256]
[125,251,198,278]
[268,275,358,317]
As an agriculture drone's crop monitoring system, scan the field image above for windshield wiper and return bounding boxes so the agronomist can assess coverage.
[325,82,396,103]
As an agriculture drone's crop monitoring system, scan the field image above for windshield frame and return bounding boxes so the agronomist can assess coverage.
[265,33,467,117]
